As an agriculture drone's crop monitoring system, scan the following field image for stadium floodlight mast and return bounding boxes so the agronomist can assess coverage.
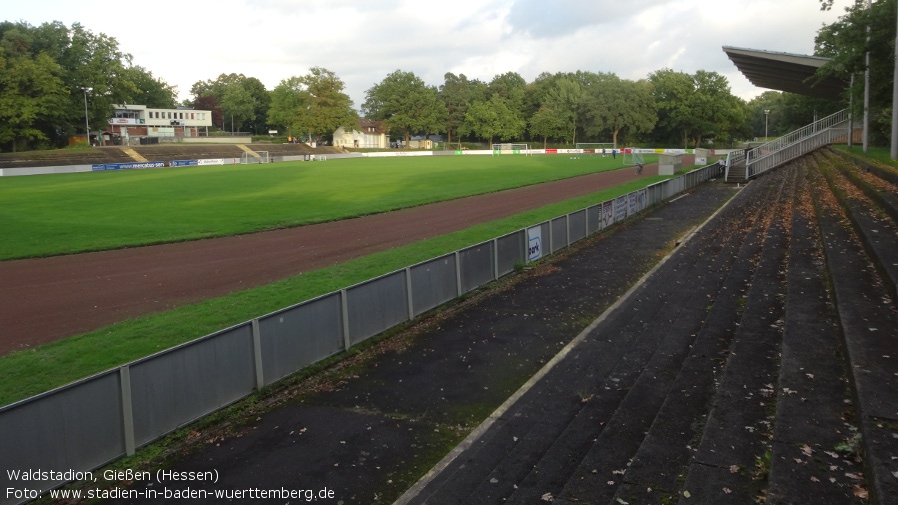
[82,87,91,147]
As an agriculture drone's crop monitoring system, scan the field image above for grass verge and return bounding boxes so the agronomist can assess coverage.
[832,145,898,170]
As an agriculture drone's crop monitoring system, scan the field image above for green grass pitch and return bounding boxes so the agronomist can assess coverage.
[0,154,632,260]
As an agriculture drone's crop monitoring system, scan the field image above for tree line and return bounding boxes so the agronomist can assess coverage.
[2,4,894,153]
[0,21,176,152]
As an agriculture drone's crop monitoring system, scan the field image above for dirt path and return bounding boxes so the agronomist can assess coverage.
[0,160,680,355]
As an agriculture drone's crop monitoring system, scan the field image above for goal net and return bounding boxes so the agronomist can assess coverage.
[493,143,531,156]
[443,141,463,152]
[622,150,644,166]
[241,151,270,164]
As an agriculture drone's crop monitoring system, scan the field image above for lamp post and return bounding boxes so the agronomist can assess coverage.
[82,87,91,146]
[764,110,770,140]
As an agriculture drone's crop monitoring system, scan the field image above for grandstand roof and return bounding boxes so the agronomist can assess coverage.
[723,46,849,101]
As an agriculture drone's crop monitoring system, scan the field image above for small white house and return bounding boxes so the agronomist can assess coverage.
[334,119,388,149]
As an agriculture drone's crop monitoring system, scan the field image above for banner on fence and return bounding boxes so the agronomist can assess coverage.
[602,200,614,228]
[91,161,165,171]
[614,195,628,222]
[164,159,227,168]
[528,226,543,262]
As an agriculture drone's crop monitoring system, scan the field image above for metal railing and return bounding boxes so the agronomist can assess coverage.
[724,150,746,181]
[744,109,852,179]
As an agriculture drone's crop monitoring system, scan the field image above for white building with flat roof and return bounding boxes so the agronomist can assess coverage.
[108,104,213,141]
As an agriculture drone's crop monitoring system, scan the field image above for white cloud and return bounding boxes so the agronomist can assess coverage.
[3,0,845,107]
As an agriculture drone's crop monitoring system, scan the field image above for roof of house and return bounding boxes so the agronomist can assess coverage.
[357,118,386,134]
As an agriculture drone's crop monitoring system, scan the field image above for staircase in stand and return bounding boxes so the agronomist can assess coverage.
[725,109,856,183]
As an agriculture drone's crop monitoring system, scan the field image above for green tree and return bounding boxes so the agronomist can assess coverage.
[190,73,269,133]
[648,68,695,146]
[815,0,896,143]
[522,72,561,123]
[461,93,526,147]
[648,69,741,148]
[124,65,177,108]
[528,104,567,147]
[439,72,487,144]
[242,77,270,134]
[362,70,446,144]
[689,70,742,147]
[488,72,527,111]
[488,72,527,136]
[584,76,657,147]
[220,84,256,133]
[297,67,357,140]
[541,74,584,145]
[0,48,67,151]
[747,91,785,139]
[268,76,311,139]
[63,23,139,135]
[0,20,176,149]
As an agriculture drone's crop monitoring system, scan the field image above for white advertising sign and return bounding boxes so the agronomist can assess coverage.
[528,226,543,262]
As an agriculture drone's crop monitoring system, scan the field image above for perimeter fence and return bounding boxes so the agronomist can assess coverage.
[0,161,724,505]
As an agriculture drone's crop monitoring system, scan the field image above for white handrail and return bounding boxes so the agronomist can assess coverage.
[745,109,852,179]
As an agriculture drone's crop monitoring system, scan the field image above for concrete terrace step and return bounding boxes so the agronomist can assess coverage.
[816,150,898,302]
[810,156,898,502]
[829,148,898,188]
[604,171,784,505]
[405,186,768,505]
[766,158,865,504]
[529,178,778,505]
[408,213,726,504]
[400,157,897,505]
[677,160,795,504]
[824,150,898,225]
[398,183,743,505]
[481,201,751,504]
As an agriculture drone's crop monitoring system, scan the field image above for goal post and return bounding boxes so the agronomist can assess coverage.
[492,143,531,156]
[241,151,269,164]
[622,150,644,166]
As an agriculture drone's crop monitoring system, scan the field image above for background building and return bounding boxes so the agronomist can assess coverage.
[333,119,387,149]
[108,104,213,144]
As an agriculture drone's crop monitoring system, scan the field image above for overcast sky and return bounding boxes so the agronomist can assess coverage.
[5,0,846,110]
